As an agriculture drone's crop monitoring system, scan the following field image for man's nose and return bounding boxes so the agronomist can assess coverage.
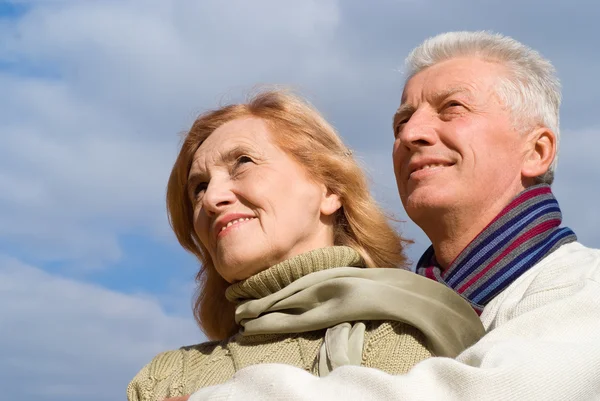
[396,108,438,150]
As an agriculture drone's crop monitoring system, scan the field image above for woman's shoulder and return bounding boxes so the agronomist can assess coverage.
[126,340,232,401]
[147,340,227,377]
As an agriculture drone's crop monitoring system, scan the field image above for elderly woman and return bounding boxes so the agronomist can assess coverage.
[127,90,484,401]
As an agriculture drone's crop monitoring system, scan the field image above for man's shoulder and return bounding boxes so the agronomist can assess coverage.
[534,241,600,282]
[482,242,600,328]
[510,242,600,297]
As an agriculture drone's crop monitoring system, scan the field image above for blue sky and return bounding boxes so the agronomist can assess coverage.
[1,1,599,400]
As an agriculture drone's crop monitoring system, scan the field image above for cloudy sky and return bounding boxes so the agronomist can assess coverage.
[1,1,598,400]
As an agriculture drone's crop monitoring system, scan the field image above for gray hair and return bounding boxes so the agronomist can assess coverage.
[404,31,560,184]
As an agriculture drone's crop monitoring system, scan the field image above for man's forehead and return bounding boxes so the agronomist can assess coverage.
[401,81,479,103]
[400,84,476,106]
[400,57,505,106]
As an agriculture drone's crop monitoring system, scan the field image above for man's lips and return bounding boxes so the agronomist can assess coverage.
[407,159,454,178]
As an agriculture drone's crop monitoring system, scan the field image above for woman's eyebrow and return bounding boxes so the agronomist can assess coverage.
[186,169,204,198]
[223,144,252,161]
[187,144,258,180]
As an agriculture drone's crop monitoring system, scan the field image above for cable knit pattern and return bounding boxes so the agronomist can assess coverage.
[225,246,364,302]
[127,247,432,401]
[187,242,600,401]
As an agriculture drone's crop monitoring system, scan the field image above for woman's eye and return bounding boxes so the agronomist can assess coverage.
[194,182,208,197]
[237,155,253,164]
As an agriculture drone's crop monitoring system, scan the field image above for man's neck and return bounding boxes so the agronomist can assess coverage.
[414,182,531,269]
[414,184,576,312]
[421,216,492,269]
[418,200,516,269]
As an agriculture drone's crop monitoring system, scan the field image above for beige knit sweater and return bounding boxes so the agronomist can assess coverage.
[127,248,433,401]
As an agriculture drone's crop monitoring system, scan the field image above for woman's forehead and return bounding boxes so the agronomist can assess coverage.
[189,120,274,174]
[202,118,271,151]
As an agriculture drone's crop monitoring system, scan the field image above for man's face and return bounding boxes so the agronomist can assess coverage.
[393,57,529,225]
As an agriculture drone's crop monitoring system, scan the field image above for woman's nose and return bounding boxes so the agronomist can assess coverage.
[202,178,236,216]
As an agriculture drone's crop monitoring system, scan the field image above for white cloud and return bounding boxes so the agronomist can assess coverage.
[0,0,344,266]
[0,74,175,265]
[0,254,201,401]
[1,2,599,400]
[553,126,600,247]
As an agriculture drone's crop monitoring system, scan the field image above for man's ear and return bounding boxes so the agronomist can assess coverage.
[320,186,342,216]
[522,127,557,180]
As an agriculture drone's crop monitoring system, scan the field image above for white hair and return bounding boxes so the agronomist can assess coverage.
[404,31,561,184]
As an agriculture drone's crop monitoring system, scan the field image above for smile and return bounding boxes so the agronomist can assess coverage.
[216,216,257,239]
[221,217,255,232]
[413,163,447,173]
[408,162,454,179]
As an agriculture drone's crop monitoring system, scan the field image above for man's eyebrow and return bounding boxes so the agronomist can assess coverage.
[431,86,474,104]
[393,86,475,130]
[393,104,416,130]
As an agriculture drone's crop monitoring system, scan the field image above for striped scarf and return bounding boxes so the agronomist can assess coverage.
[416,184,577,314]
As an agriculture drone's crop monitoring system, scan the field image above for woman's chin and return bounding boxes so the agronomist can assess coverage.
[216,254,270,282]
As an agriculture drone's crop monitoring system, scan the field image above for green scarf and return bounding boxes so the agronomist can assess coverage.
[227,247,484,376]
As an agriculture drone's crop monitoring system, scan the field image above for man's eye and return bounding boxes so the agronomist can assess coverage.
[446,101,462,108]
[394,118,409,137]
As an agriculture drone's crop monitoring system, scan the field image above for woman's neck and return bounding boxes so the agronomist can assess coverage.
[225,246,365,304]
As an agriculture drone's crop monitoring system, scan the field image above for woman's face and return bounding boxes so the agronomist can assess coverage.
[188,117,341,283]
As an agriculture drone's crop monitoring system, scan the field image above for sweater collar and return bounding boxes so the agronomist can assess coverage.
[416,184,577,313]
[225,246,365,303]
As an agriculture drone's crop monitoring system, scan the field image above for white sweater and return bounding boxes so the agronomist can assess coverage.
[191,242,600,401]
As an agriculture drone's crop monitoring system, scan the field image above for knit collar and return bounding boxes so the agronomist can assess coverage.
[416,184,577,314]
[225,246,365,304]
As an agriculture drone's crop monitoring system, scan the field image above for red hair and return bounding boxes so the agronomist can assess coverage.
[167,89,411,340]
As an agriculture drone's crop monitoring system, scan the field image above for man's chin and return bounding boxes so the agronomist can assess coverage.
[403,191,454,218]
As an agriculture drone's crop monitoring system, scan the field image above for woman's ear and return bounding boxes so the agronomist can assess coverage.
[320,186,342,216]
[522,127,557,180]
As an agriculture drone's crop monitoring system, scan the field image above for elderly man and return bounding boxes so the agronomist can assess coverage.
[186,31,600,400]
